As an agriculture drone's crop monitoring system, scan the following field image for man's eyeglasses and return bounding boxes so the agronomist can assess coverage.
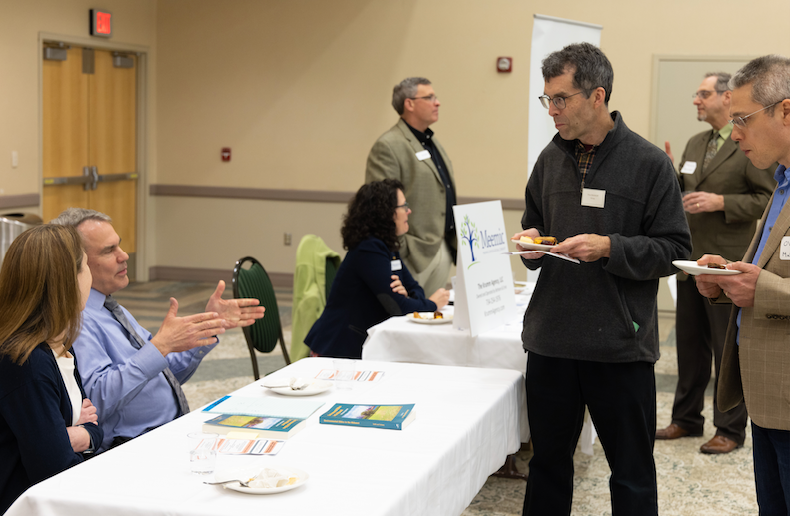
[692,90,718,100]
[396,202,410,211]
[409,95,438,104]
[538,91,584,110]
[729,101,783,128]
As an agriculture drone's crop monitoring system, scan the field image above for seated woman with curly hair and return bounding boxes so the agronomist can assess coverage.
[0,225,102,513]
[305,179,449,358]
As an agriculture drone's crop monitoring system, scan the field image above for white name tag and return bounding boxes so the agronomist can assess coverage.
[680,161,697,175]
[415,150,431,161]
[581,188,606,208]
[391,259,403,271]
[781,237,790,260]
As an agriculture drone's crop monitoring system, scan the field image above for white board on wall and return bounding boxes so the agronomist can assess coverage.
[528,15,603,175]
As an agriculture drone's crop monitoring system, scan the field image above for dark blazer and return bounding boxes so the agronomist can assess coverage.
[718,182,790,431]
[365,119,457,273]
[678,130,776,269]
[0,343,102,514]
[305,237,437,359]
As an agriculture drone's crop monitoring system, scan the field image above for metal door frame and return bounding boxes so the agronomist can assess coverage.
[39,32,150,281]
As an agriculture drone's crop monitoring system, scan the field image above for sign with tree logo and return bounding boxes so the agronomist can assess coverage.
[452,201,516,336]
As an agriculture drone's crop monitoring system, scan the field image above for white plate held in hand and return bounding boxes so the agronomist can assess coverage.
[510,239,557,252]
[673,260,742,276]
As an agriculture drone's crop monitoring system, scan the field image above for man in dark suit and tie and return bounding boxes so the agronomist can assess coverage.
[365,77,457,296]
[656,72,775,454]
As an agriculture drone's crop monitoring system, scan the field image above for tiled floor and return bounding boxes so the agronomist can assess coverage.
[115,281,758,516]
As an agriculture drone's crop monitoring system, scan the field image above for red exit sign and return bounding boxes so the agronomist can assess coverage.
[90,9,112,38]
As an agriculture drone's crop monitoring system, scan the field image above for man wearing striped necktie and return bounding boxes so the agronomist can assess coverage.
[51,208,265,452]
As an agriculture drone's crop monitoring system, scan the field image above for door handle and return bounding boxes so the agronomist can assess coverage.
[90,166,99,190]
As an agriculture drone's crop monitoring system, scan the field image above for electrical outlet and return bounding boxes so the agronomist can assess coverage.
[284,233,292,246]
[11,151,18,168]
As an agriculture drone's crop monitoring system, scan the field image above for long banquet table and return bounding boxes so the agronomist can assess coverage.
[7,358,523,516]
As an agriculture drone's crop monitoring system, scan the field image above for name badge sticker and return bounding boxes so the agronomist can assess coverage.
[391,259,403,271]
[680,161,697,175]
[415,150,431,161]
[581,188,606,208]
[781,237,790,260]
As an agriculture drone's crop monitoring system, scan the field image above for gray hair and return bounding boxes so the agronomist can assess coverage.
[542,42,613,105]
[392,77,431,115]
[705,72,732,93]
[50,207,112,227]
[731,55,790,115]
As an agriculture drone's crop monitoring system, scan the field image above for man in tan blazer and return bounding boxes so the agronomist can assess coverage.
[696,55,790,514]
[656,73,775,454]
[365,77,456,295]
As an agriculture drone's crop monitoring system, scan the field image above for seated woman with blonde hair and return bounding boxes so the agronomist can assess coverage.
[0,224,103,513]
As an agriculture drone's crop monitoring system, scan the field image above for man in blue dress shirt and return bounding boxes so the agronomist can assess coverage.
[52,208,265,452]
[695,55,790,514]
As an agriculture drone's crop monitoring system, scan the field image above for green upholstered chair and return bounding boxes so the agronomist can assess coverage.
[231,256,290,380]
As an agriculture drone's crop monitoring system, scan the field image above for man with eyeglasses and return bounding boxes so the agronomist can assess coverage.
[512,43,691,515]
[365,77,456,296]
[655,73,775,455]
[695,55,790,514]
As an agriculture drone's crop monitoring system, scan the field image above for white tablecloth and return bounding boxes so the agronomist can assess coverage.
[363,295,532,443]
[362,292,598,452]
[7,358,523,516]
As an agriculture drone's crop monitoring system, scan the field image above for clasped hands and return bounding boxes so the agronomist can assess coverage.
[694,254,760,307]
[152,280,265,356]
[389,275,450,309]
[511,229,611,262]
[67,398,98,453]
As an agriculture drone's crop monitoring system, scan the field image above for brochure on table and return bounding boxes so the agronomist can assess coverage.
[452,201,517,336]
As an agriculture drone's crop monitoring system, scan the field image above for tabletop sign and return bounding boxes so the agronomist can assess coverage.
[452,201,516,336]
[90,9,112,38]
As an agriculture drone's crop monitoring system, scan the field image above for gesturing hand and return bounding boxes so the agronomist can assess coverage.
[205,280,265,328]
[151,297,226,357]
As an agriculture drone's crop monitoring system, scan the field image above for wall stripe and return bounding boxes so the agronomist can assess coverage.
[0,193,40,210]
[149,184,525,210]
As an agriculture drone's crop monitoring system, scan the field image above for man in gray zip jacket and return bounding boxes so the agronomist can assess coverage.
[514,43,691,515]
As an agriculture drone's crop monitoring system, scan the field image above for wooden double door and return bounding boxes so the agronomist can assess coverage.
[43,44,138,278]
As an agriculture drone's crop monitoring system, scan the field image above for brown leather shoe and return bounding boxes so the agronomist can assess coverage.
[700,435,741,454]
[655,423,698,440]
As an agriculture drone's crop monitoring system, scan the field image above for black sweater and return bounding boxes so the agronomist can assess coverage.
[521,112,692,363]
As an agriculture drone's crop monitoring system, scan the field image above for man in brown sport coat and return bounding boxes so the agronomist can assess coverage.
[696,55,790,514]
[365,77,457,296]
[656,73,775,454]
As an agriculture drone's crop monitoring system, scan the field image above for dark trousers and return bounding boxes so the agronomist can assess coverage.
[522,352,658,516]
[673,278,748,443]
[752,422,790,516]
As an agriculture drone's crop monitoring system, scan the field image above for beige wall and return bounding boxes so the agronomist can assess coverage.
[0,0,157,197]
[4,0,790,281]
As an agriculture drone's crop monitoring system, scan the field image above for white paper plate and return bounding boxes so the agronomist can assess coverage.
[673,260,742,276]
[215,466,309,495]
[510,239,557,252]
[406,312,453,324]
[261,379,333,396]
